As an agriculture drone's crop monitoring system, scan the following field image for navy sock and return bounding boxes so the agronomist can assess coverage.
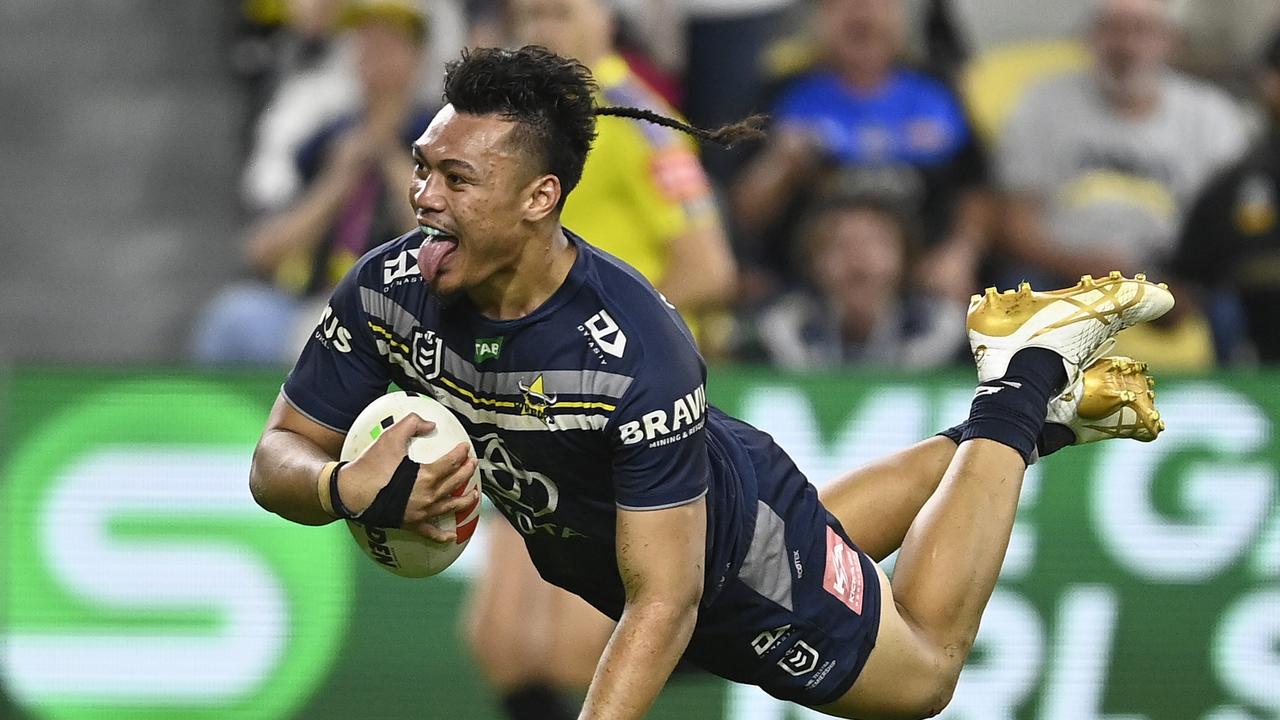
[939,420,1076,463]
[500,684,575,720]
[1037,423,1077,458]
[959,348,1068,464]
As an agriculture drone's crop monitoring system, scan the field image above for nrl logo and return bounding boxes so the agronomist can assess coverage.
[518,374,558,422]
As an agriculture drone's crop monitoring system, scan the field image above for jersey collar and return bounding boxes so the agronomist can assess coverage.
[464,229,590,333]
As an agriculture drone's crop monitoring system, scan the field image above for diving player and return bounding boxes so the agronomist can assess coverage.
[249,46,1172,718]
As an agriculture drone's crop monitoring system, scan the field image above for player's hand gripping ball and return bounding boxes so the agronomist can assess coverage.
[340,392,481,577]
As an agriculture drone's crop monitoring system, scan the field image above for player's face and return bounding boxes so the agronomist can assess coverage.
[409,105,551,296]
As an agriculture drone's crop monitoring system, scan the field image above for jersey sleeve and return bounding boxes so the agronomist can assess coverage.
[607,328,710,511]
[281,263,391,432]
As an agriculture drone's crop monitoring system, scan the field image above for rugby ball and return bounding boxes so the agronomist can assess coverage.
[340,391,481,577]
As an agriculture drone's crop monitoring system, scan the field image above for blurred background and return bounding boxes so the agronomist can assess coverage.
[1,0,1278,718]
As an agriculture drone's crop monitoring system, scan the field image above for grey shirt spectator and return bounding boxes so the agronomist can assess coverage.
[997,0,1249,283]
[1000,68,1247,266]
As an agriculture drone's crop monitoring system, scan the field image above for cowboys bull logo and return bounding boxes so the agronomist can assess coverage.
[518,374,558,423]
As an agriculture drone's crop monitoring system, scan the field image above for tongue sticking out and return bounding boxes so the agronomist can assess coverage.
[418,238,458,283]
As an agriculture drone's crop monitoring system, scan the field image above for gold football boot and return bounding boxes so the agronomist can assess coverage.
[1046,356,1165,443]
[967,272,1175,385]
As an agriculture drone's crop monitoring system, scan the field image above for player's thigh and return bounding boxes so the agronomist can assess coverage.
[815,437,954,561]
[815,563,957,720]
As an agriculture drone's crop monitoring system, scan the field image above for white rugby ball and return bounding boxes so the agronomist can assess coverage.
[340,391,480,578]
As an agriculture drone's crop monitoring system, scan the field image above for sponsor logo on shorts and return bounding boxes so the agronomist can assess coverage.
[778,640,820,677]
[823,526,864,615]
[750,624,793,657]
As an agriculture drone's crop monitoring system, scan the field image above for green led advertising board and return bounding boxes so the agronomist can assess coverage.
[1,369,1276,719]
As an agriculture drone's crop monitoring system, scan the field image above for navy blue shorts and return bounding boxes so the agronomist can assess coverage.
[684,421,882,707]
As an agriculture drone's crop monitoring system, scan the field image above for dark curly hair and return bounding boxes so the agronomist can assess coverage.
[444,45,765,209]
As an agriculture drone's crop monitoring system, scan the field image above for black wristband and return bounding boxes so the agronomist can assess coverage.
[352,456,421,529]
[329,461,357,519]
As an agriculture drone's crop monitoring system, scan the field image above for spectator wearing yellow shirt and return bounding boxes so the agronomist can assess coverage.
[462,2,737,720]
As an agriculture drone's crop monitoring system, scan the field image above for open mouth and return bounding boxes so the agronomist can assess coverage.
[418,224,459,283]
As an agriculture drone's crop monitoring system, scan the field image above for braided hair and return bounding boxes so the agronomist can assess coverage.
[594,106,767,149]
[444,46,764,207]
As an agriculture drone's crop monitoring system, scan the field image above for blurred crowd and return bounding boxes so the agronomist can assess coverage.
[195,0,1280,371]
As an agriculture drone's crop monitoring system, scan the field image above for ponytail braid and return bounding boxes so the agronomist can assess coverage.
[594,106,767,148]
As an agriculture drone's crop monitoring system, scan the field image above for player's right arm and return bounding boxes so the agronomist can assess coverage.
[248,249,478,538]
[249,395,347,525]
[250,398,475,538]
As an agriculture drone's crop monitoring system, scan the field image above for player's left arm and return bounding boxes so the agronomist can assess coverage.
[579,497,707,720]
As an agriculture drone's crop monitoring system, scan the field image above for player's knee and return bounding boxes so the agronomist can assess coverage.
[915,657,962,718]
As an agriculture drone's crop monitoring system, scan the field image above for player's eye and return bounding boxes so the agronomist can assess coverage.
[446,173,465,186]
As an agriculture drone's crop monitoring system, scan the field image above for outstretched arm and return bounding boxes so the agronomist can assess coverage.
[579,497,707,720]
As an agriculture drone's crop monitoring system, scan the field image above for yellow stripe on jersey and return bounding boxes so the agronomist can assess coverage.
[368,322,410,354]
[437,375,518,409]
[370,321,618,415]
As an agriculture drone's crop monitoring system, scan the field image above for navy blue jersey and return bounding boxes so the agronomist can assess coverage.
[284,228,756,616]
[283,228,882,704]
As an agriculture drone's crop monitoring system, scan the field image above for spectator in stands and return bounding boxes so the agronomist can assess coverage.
[997,0,1248,286]
[732,0,991,304]
[462,2,737,719]
[192,1,434,364]
[1174,28,1280,363]
[738,195,966,369]
[238,0,361,210]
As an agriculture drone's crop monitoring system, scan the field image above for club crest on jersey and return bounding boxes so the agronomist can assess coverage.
[410,329,443,381]
[518,374,558,423]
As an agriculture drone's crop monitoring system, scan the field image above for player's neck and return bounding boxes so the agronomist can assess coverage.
[467,227,577,321]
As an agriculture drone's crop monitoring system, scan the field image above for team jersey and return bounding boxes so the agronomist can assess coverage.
[562,54,718,339]
[282,228,755,617]
[282,228,884,703]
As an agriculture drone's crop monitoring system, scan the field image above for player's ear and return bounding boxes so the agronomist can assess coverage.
[524,173,562,223]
